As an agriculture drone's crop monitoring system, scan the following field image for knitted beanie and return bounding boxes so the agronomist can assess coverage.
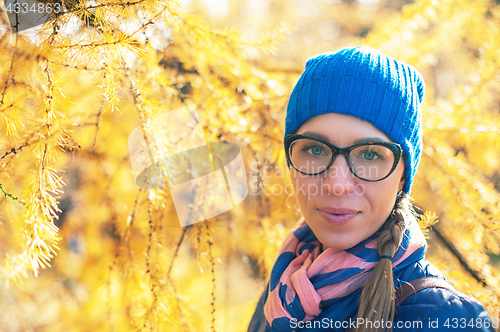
[284,46,425,194]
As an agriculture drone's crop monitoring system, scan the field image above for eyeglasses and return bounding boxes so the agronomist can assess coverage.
[284,134,402,181]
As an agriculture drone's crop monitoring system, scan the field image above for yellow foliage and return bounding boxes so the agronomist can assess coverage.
[0,0,499,330]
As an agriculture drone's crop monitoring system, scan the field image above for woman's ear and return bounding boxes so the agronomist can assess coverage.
[398,174,406,193]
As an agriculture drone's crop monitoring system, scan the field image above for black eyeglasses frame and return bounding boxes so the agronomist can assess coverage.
[284,134,403,182]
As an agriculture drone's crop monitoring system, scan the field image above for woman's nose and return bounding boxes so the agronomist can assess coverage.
[322,154,356,195]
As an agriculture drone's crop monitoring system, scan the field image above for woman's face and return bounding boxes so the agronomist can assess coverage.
[290,113,405,251]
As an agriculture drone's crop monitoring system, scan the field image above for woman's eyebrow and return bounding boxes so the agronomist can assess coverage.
[301,131,330,141]
[301,131,388,144]
[352,137,387,144]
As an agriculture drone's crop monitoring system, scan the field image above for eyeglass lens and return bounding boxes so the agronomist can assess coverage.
[289,138,396,181]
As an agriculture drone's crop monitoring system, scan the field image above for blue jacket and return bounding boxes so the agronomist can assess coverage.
[247,258,496,332]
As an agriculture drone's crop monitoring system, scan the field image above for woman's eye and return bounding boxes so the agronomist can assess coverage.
[364,151,376,160]
[303,145,326,156]
[359,149,382,161]
[310,147,324,155]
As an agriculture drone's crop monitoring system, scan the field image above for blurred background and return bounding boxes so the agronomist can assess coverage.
[0,0,499,331]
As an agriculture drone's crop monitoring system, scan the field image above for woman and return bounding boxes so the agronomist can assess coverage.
[247,46,496,332]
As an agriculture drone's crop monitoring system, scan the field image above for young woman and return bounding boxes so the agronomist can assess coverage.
[247,46,496,332]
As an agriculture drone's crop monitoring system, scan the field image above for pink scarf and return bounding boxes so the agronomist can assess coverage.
[264,217,427,331]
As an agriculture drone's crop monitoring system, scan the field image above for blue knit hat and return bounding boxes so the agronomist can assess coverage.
[284,46,425,194]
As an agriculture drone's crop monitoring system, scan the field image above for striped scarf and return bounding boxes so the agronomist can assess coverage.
[264,217,427,331]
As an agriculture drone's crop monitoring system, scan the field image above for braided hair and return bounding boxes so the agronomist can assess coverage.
[356,192,418,332]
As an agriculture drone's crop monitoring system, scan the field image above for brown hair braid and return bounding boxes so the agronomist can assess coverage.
[356,192,417,332]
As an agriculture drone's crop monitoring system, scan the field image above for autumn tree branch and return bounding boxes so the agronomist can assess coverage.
[431,225,489,288]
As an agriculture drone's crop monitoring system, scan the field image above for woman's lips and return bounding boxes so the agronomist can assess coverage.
[318,207,360,225]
